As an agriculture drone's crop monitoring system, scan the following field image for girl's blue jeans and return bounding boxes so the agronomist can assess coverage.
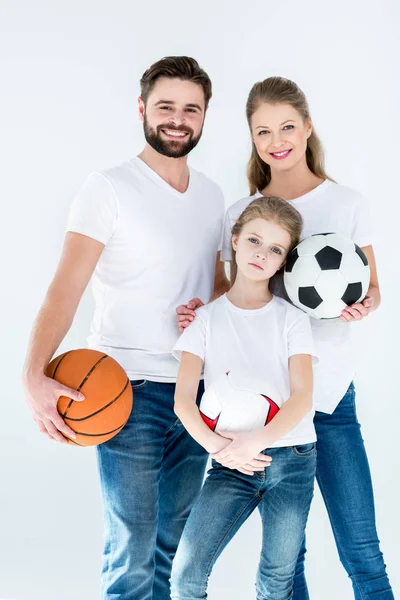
[170,442,317,600]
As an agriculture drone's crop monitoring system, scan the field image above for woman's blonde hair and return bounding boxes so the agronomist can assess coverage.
[246,76,335,195]
[230,196,303,287]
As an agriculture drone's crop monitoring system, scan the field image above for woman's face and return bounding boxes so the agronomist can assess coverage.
[232,217,291,282]
[250,102,312,173]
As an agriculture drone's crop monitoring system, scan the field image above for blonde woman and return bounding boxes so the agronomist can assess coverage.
[177,77,393,599]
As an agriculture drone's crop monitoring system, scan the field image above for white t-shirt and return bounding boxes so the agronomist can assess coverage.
[172,294,318,448]
[220,180,374,414]
[67,157,225,382]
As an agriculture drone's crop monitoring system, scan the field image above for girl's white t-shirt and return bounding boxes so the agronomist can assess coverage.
[220,180,374,414]
[172,294,318,448]
[66,157,225,382]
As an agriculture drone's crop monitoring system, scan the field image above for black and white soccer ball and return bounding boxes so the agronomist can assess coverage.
[283,233,370,319]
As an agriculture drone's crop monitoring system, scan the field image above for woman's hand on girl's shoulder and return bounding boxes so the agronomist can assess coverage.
[176,298,204,333]
[340,296,374,322]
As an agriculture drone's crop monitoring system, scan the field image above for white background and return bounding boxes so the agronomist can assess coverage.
[1,1,399,599]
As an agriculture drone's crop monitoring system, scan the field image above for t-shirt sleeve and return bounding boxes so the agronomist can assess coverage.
[351,191,374,248]
[172,309,208,362]
[66,173,119,245]
[287,311,318,363]
[220,209,234,261]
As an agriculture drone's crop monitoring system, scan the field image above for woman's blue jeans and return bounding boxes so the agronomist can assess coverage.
[171,442,317,600]
[293,381,394,599]
[96,379,209,600]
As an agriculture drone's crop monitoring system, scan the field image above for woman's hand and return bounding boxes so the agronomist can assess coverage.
[176,298,204,333]
[211,430,272,475]
[340,295,374,322]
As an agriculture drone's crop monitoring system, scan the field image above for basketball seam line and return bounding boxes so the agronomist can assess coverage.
[62,354,108,417]
[63,377,130,422]
[52,351,71,379]
[72,418,129,437]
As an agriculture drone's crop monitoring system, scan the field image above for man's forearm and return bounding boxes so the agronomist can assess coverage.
[23,291,76,381]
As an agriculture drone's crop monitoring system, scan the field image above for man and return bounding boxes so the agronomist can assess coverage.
[22,56,229,600]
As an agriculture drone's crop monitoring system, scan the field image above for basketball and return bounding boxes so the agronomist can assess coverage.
[45,349,133,446]
[199,370,283,434]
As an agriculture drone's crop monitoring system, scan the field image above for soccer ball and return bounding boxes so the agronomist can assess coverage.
[283,233,370,319]
[199,370,283,433]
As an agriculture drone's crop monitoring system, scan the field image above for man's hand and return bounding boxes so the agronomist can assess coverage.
[23,373,85,443]
[176,298,204,333]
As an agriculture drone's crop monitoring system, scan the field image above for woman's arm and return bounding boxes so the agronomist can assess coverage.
[340,245,380,321]
[174,351,229,454]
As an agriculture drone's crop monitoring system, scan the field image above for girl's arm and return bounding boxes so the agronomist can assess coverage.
[174,351,230,454]
[255,353,313,448]
[212,354,313,467]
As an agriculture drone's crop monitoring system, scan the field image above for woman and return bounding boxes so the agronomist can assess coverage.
[177,77,393,599]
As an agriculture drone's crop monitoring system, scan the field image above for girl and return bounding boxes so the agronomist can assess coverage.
[170,196,319,600]
[216,77,394,599]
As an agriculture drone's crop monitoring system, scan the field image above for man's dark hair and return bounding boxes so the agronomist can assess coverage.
[140,56,212,108]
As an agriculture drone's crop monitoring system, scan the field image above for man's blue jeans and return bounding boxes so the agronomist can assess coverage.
[293,381,394,599]
[171,442,317,600]
[96,379,209,600]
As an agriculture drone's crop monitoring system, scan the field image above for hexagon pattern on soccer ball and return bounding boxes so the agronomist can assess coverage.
[283,233,370,319]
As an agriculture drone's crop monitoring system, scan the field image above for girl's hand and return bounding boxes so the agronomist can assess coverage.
[176,298,204,333]
[340,295,374,322]
[211,431,272,474]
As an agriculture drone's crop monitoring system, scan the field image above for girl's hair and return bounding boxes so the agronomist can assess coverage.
[230,196,303,288]
[246,77,334,195]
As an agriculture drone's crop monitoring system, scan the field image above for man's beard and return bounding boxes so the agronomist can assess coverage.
[143,115,202,158]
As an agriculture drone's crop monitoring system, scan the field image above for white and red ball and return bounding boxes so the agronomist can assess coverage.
[199,370,283,433]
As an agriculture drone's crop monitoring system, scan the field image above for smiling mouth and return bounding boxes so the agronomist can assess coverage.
[269,149,292,159]
[161,129,190,139]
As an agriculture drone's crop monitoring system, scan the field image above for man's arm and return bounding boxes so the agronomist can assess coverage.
[22,232,104,443]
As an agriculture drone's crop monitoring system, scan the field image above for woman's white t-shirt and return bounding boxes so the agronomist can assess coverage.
[172,294,318,448]
[220,180,374,414]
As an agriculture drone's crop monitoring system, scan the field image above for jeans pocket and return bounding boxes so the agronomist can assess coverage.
[291,442,316,457]
[130,379,148,390]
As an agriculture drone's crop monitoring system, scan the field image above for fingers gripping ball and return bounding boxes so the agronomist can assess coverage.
[45,349,133,446]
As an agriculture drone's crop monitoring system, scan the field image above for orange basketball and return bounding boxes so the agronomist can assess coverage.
[45,349,133,447]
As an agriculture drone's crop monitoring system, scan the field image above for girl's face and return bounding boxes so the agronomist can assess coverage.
[232,217,291,281]
[250,102,312,173]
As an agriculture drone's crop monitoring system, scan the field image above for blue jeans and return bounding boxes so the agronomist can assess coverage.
[293,381,394,599]
[171,442,317,600]
[96,379,209,600]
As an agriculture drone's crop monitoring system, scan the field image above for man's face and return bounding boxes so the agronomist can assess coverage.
[139,77,206,158]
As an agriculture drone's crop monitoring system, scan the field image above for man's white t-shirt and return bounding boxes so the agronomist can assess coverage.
[67,156,225,382]
[172,294,318,448]
[220,180,374,414]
